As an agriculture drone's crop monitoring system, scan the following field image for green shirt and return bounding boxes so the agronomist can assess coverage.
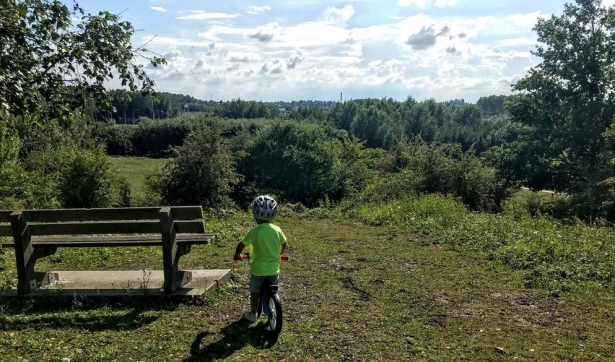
[241,223,287,276]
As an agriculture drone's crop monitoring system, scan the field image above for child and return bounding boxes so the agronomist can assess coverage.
[234,195,287,323]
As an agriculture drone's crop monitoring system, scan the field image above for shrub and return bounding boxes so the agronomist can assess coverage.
[91,124,135,156]
[131,118,196,157]
[0,163,59,209]
[24,144,130,208]
[147,123,240,209]
[237,121,353,206]
[0,119,21,167]
[373,137,511,212]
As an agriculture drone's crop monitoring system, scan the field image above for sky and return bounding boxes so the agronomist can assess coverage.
[70,0,615,103]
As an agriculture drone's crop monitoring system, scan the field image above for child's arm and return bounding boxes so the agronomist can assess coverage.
[233,242,246,261]
[280,242,287,255]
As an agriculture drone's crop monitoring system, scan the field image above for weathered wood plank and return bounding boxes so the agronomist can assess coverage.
[174,220,205,234]
[23,206,203,223]
[0,211,12,223]
[25,220,204,236]
[1,234,217,248]
[0,224,13,237]
[27,221,161,236]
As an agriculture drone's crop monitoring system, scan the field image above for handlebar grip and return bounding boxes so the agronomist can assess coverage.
[281,255,289,261]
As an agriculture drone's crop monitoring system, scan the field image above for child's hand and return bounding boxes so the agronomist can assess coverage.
[233,254,243,261]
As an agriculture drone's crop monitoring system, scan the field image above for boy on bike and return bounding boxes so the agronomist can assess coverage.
[233,195,287,323]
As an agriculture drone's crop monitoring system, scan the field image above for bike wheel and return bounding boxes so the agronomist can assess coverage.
[268,294,283,335]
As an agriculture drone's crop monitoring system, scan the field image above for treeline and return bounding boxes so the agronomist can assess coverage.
[97,89,511,126]
[95,97,515,157]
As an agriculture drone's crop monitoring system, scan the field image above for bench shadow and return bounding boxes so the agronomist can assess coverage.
[184,319,279,362]
[0,295,184,332]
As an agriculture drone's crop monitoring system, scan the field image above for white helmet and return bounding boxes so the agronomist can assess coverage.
[251,195,278,222]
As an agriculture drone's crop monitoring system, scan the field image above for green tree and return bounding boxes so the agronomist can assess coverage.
[505,0,615,194]
[148,124,240,209]
[0,0,166,125]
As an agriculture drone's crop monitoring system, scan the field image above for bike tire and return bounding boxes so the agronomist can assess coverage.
[268,294,283,336]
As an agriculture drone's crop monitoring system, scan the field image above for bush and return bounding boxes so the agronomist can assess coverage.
[147,123,240,209]
[24,144,130,208]
[370,137,511,212]
[131,118,196,157]
[237,121,367,206]
[0,119,21,167]
[91,124,135,156]
[0,163,60,209]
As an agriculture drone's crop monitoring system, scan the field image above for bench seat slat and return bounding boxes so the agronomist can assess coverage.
[1,233,218,248]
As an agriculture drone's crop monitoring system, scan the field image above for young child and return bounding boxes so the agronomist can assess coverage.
[234,195,287,323]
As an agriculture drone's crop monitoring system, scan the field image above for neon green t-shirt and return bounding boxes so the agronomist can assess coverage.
[241,223,287,276]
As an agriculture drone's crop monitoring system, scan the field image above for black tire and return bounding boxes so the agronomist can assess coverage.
[268,294,283,336]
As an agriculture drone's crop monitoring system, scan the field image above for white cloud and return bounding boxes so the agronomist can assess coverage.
[498,37,537,47]
[398,0,458,8]
[176,12,241,20]
[247,5,271,15]
[319,5,355,27]
[138,9,544,102]
[247,22,282,42]
[151,6,167,12]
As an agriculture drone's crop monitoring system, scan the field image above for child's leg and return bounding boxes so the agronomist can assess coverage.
[248,275,264,315]
[250,292,259,314]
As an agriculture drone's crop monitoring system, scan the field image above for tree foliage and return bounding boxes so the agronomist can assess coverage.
[148,123,241,208]
[505,0,615,194]
[0,0,165,125]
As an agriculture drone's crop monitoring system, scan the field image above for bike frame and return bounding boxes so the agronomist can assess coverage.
[238,253,288,334]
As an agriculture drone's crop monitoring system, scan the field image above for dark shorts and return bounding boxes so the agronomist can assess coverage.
[249,274,279,293]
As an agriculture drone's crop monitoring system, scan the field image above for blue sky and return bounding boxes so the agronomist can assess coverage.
[70,0,615,102]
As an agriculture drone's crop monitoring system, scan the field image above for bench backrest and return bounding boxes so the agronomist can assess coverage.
[0,206,205,237]
[0,211,12,237]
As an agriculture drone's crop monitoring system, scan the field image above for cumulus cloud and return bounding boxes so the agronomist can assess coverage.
[398,0,458,8]
[229,51,259,63]
[136,9,543,103]
[287,53,305,69]
[445,46,460,55]
[405,26,437,50]
[247,22,281,42]
[151,7,167,12]
[319,5,355,27]
[176,12,241,20]
[247,5,271,15]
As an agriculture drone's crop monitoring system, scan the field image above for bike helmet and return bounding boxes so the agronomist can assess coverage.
[251,195,278,222]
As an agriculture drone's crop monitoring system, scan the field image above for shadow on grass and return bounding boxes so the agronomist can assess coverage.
[0,295,189,332]
[185,319,279,362]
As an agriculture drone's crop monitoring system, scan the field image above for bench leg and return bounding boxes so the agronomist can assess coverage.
[15,247,58,295]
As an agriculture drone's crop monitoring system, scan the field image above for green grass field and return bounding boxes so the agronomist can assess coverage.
[0,157,614,361]
[1,208,614,361]
[108,156,168,192]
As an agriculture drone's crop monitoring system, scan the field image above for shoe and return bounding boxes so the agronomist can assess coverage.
[242,312,257,323]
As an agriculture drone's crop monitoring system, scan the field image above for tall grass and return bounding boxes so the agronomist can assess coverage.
[355,193,615,293]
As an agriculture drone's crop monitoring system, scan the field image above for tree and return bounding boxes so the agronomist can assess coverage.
[0,0,166,125]
[148,123,240,209]
[505,0,615,194]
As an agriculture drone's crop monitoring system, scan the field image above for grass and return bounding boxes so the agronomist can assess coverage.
[1,204,615,361]
[1,156,613,360]
[108,156,168,192]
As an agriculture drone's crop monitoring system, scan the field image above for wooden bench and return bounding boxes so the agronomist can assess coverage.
[0,206,218,295]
